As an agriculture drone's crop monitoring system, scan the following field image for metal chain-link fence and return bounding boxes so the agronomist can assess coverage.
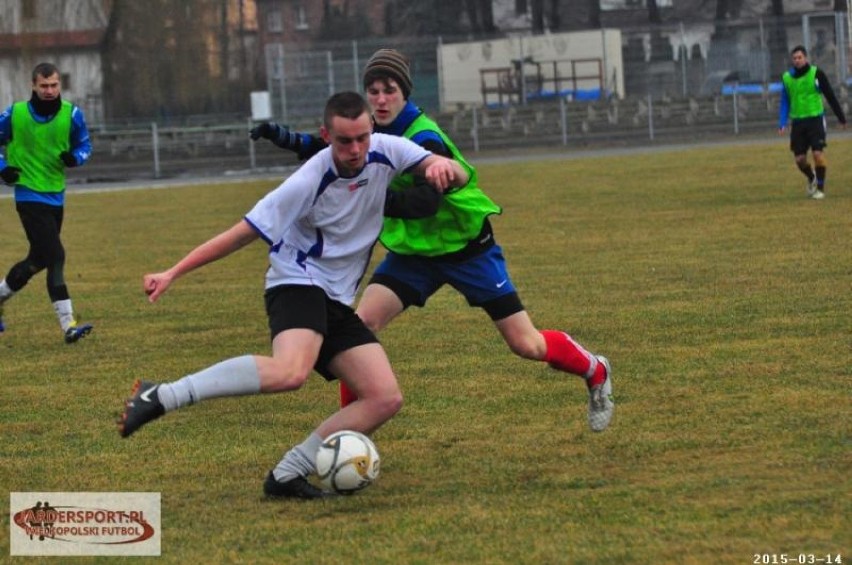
[33,13,851,183]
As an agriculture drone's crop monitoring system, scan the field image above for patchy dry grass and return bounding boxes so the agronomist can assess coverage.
[1,140,849,563]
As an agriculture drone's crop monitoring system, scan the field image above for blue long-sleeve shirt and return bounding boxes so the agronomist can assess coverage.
[0,100,92,205]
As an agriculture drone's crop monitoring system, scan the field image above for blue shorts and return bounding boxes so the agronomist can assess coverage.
[369,244,524,320]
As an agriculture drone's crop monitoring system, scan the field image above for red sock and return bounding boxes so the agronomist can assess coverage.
[340,382,358,408]
[540,330,606,386]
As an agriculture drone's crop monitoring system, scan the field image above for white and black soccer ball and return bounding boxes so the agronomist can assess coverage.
[315,430,380,495]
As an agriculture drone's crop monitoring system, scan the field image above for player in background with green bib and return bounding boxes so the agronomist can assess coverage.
[0,63,93,342]
[778,45,846,200]
[252,49,614,432]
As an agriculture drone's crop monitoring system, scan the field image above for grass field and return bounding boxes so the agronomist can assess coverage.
[1,140,849,564]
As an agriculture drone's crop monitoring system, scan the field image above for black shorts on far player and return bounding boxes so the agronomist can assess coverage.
[789,116,827,155]
[264,284,379,381]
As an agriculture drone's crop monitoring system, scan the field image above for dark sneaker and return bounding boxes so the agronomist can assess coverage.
[588,356,614,432]
[118,380,165,438]
[263,472,332,499]
[65,323,93,344]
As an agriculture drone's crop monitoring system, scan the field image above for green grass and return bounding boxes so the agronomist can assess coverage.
[1,140,850,564]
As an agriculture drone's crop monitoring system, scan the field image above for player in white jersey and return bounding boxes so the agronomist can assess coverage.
[246,130,436,306]
[116,92,469,499]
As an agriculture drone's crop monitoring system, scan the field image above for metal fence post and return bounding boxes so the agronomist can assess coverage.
[352,40,360,92]
[732,85,739,135]
[327,51,335,98]
[647,94,654,141]
[151,122,160,178]
[471,106,480,153]
[248,117,256,170]
[560,96,568,145]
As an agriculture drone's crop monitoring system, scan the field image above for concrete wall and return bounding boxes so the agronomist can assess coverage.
[438,29,624,110]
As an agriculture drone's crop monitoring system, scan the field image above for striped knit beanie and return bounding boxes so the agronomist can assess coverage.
[363,49,413,99]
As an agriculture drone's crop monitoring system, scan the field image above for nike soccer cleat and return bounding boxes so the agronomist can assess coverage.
[118,380,166,438]
[263,471,332,500]
[588,356,614,432]
[65,323,93,344]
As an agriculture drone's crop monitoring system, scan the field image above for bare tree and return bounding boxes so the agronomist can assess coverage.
[588,0,601,29]
[384,0,467,36]
[531,0,544,32]
[768,0,789,77]
[712,0,732,40]
[463,0,497,35]
[548,0,561,30]
[319,0,373,40]
[647,0,661,24]
[103,0,249,119]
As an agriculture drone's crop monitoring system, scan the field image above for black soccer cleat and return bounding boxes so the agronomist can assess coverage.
[263,471,332,500]
[118,380,165,438]
[64,323,93,344]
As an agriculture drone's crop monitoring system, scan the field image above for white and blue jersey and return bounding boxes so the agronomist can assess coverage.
[244,133,431,306]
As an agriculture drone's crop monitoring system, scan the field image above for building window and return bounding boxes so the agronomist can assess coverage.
[515,0,528,15]
[22,0,37,19]
[295,3,309,30]
[267,8,282,33]
[61,73,71,91]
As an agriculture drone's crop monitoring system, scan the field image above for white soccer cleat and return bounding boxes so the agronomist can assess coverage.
[810,189,825,200]
[588,356,614,432]
[806,178,818,197]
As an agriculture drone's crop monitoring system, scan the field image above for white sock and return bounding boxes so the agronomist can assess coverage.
[0,279,15,303]
[52,299,76,332]
[156,355,261,412]
[273,432,323,482]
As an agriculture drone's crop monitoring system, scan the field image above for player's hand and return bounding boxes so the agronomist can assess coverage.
[0,165,21,184]
[143,271,175,303]
[777,127,787,135]
[249,122,279,141]
[59,151,77,167]
[423,158,457,192]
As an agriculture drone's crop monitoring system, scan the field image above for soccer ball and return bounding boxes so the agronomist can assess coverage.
[315,430,380,495]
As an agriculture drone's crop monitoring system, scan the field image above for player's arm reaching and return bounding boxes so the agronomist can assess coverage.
[412,153,469,192]
[249,122,327,161]
[143,221,259,303]
[250,122,447,219]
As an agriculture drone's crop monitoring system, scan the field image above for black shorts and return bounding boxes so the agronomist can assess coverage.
[16,201,65,268]
[789,116,827,155]
[264,284,378,381]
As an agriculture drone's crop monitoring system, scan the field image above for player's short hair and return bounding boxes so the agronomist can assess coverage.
[791,45,807,57]
[32,62,59,82]
[323,91,370,129]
